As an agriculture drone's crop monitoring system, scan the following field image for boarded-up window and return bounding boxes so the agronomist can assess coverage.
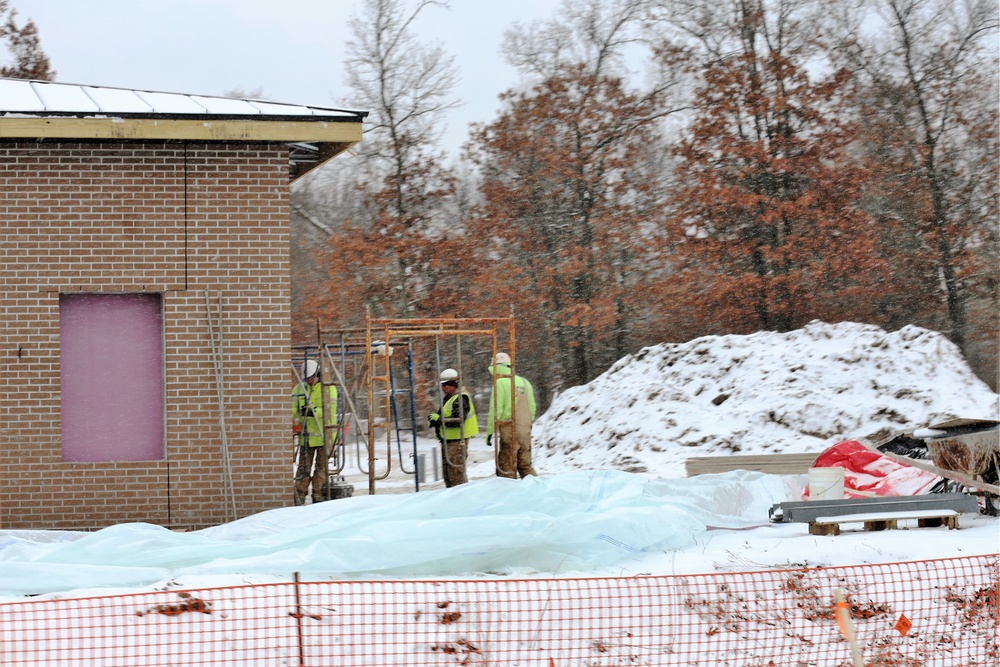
[60,293,164,462]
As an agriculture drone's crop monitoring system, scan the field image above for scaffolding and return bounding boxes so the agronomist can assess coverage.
[292,325,422,499]
[363,313,517,495]
[291,313,518,498]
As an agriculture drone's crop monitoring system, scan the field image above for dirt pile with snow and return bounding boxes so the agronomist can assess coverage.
[533,321,999,477]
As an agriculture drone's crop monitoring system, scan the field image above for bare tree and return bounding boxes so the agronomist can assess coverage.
[647,0,834,73]
[502,0,654,82]
[346,0,460,166]
[296,0,463,334]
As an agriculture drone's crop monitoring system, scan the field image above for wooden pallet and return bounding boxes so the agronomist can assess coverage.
[808,509,961,536]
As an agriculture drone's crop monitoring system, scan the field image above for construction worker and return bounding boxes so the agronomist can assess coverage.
[487,352,537,479]
[427,368,478,487]
[292,359,338,505]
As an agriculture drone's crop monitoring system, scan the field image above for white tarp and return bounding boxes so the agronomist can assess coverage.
[0,470,801,597]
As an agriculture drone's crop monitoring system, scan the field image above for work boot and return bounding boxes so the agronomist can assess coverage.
[293,490,306,507]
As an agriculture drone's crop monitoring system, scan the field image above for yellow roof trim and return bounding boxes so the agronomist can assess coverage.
[0,116,363,143]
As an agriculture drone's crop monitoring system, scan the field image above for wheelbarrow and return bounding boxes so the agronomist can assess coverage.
[914,418,1000,515]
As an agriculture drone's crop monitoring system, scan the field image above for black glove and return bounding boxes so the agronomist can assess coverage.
[427,413,441,428]
[486,434,492,447]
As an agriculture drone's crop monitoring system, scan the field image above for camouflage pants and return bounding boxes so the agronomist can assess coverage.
[441,439,468,487]
[295,445,329,502]
[496,423,536,479]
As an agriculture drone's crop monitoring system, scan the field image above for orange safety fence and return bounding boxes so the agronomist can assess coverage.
[0,554,996,666]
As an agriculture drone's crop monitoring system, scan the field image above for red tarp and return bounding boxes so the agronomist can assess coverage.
[803,440,941,500]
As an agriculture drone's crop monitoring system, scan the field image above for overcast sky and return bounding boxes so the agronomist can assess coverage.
[11,0,562,156]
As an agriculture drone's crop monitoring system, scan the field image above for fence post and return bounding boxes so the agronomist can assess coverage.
[294,572,306,667]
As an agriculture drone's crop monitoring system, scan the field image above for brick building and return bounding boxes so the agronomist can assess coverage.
[0,78,366,530]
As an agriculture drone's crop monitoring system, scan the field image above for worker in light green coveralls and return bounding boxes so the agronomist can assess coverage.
[487,352,537,479]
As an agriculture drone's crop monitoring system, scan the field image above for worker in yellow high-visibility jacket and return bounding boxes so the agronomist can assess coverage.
[292,359,338,505]
[427,368,478,487]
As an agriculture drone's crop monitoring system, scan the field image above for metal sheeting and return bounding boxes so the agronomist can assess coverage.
[0,78,362,119]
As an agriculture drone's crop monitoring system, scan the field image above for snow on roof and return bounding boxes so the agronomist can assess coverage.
[0,79,367,178]
[0,78,366,120]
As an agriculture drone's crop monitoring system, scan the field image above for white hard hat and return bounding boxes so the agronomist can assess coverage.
[303,359,319,378]
[439,368,459,382]
[371,340,394,355]
[494,352,511,365]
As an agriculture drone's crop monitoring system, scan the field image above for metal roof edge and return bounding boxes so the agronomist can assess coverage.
[0,77,369,120]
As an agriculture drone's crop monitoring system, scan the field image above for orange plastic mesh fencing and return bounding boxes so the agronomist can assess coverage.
[1,555,996,666]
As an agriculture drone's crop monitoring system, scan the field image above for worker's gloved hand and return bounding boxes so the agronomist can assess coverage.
[427,413,441,428]
[486,434,492,447]
[292,422,302,435]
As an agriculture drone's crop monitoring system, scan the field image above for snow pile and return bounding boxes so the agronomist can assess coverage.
[533,321,999,475]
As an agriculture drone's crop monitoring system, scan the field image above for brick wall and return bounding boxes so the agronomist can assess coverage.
[0,141,293,530]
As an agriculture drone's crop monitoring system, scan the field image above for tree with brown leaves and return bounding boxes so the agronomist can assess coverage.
[0,1,54,80]
[666,5,893,334]
[467,65,674,389]
[833,0,998,375]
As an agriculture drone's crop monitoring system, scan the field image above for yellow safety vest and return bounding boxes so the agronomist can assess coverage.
[292,382,338,448]
[442,392,479,440]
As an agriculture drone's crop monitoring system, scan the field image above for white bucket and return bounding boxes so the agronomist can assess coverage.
[808,467,844,501]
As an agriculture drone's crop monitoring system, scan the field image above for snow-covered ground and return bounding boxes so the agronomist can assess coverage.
[0,321,996,601]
